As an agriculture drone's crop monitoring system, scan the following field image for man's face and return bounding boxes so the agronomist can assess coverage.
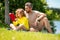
[25,6,31,13]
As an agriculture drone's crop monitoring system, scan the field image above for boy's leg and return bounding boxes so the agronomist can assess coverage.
[16,24,26,30]
[10,24,16,30]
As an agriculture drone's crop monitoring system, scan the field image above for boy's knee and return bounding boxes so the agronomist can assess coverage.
[10,24,14,27]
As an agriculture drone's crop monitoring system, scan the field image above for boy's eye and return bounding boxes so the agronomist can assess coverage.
[20,11,22,13]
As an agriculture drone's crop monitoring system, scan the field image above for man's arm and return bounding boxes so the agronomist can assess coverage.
[36,12,46,21]
[34,11,47,26]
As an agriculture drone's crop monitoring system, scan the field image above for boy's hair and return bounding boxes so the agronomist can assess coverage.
[15,8,26,17]
[25,2,33,8]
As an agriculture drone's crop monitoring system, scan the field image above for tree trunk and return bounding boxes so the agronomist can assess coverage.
[5,0,10,25]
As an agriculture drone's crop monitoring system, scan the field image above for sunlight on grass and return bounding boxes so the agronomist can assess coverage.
[0,28,60,40]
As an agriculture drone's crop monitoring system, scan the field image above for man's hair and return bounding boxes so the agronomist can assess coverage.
[25,2,33,8]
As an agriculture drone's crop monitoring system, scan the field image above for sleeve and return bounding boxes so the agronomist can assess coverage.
[9,13,16,21]
[13,19,19,26]
[22,18,29,30]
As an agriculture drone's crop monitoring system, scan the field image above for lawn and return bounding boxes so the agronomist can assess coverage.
[0,28,60,40]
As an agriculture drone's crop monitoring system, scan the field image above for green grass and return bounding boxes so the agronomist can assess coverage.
[0,28,60,40]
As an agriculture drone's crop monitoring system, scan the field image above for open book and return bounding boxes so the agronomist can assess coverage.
[9,13,16,21]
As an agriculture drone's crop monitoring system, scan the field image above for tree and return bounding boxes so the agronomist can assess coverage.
[5,0,10,25]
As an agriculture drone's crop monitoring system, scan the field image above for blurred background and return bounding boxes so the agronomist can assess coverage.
[0,0,60,34]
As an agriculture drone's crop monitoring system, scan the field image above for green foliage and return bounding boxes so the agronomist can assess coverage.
[9,0,47,13]
[0,22,9,28]
[0,0,5,23]
[45,9,54,20]
[50,21,56,33]
[45,9,60,20]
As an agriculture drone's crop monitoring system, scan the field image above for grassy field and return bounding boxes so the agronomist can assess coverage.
[0,28,60,40]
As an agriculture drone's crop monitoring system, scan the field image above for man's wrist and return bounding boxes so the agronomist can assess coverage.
[36,18,40,21]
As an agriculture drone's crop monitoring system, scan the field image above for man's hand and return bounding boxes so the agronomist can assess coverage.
[33,19,39,27]
[37,12,46,21]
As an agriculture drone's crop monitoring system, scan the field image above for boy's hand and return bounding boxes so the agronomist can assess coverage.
[15,18,18,21]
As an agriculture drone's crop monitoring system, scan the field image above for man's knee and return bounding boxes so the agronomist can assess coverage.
[30,27,39,32]
[43,17,48,20]
[30,28,35,32]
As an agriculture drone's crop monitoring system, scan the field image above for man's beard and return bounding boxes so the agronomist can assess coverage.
[26,11,30,13]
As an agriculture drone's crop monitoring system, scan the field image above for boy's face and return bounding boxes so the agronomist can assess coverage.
[17,13,22,18]
[16,9,24,18]
[18,10,23,18]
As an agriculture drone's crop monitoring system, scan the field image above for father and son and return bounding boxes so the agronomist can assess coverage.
[9,2,52,33]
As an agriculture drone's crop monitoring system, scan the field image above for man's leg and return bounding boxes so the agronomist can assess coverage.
[38,17,52,33]
[30,27,39,32]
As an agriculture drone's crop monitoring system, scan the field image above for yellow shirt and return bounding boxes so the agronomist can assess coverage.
[13,17,29,30]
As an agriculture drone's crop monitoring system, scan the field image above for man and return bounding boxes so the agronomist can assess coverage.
[24,2,52,33]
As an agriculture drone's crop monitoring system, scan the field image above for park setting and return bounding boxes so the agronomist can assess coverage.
[0,0,60,40]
